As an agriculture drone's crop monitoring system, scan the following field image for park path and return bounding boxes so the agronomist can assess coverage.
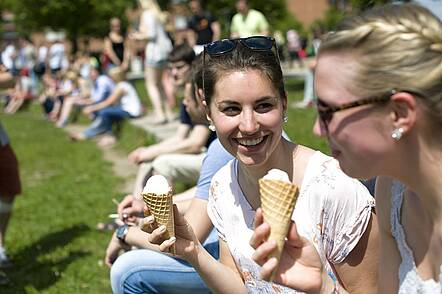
[65,114,180,195]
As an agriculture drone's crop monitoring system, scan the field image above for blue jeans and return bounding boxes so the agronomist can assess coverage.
[83,107,130,138]
[111,230,219,294]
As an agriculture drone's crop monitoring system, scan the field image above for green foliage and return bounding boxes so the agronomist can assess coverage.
[310,7,346,32]
[350,0,391,11]
[202,0,299,37]
[7,0,128,43]
[310,0,395,32]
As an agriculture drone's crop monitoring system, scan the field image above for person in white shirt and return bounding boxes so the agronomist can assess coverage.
[130,36,379,293]
[69,67,141,144]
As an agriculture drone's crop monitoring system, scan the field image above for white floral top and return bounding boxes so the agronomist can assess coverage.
[207,151,375,293]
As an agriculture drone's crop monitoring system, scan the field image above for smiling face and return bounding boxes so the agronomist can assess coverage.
[313,53,395,178]
[208,69,286,167]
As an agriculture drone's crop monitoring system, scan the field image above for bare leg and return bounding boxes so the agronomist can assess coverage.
[4,98,23,114]
[0,195,14,248]
[56,96,76,127]
[132,162,153,198]
[162,70,176,109]
[145,67,166,123]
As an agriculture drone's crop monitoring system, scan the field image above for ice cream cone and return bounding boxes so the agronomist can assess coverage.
[259,178,299,281]
[142,191,175,254]
[142,175,175,254]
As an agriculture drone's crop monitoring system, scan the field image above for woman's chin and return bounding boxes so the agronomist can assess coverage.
[236,153,267,167]
[339,161,371,179]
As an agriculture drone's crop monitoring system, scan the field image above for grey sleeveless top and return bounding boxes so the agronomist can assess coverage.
[391,181,442,293]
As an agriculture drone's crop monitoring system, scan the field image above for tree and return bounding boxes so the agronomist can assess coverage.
[350,0,391,11]
[6,0,131,52]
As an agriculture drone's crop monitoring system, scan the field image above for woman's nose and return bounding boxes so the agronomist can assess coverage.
[239,111,259,134]
[313,117,325,137]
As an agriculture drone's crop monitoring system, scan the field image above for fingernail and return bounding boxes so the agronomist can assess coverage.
[146,215,154,223]
[168,237,176,244]
[159,225,166,233]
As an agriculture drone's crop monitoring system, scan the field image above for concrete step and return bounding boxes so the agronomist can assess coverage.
[130,114,180,141]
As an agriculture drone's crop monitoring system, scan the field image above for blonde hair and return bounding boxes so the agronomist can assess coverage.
[108,67,127,83]
[64,70,79,86]
[139,0,168,24]
[319,4,442,126]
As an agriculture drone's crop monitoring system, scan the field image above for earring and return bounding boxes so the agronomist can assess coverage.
[283,113,288,123]
[391,127,404,141]
[208,123,216,132]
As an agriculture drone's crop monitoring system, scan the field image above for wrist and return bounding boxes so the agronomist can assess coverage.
[185,240,204,266]
[116,224,130,244]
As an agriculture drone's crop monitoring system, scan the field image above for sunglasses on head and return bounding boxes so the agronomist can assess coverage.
[202,36,280,99]
[205,36,276,56]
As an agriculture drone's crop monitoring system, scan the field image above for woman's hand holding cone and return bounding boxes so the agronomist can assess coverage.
[250,208,324,294]
[139,205,202,263]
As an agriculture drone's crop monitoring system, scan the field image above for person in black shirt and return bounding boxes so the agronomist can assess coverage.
[187,0,220,52]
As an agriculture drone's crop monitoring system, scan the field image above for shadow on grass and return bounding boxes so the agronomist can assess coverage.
[2,224,90,293]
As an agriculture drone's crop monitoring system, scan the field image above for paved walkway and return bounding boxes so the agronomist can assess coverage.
[129,114,180,141]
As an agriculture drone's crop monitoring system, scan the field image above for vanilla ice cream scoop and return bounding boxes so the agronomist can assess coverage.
[263,169,290,183]
[143,175,171,195]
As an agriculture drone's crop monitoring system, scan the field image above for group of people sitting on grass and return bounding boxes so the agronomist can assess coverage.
[102,4,442,294]
[1,45,144,147]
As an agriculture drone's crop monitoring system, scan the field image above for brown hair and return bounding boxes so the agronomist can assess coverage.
[202,42,285,107]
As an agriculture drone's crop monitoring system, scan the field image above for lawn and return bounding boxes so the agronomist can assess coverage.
[0,76,327,293]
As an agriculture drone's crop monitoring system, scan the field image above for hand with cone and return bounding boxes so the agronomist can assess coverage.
[138,205,203,263]
[250,208,323,293]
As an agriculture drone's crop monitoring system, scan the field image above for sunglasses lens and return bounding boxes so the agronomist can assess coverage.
[243,37,273,50]
[206,40,235,56]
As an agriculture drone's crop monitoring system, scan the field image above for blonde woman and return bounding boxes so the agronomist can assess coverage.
[254,4,442,293]
[131,0,173,124]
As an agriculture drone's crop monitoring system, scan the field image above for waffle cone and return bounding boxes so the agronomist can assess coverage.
[142,191,175,254]
[259,178,299,281]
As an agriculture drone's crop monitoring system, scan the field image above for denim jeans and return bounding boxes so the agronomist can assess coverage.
[111,230,219,294]
[83,107,130,138]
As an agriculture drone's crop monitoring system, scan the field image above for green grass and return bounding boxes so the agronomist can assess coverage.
[1,109,116,293]
[0,76,327,293]
[284,77,329,154]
